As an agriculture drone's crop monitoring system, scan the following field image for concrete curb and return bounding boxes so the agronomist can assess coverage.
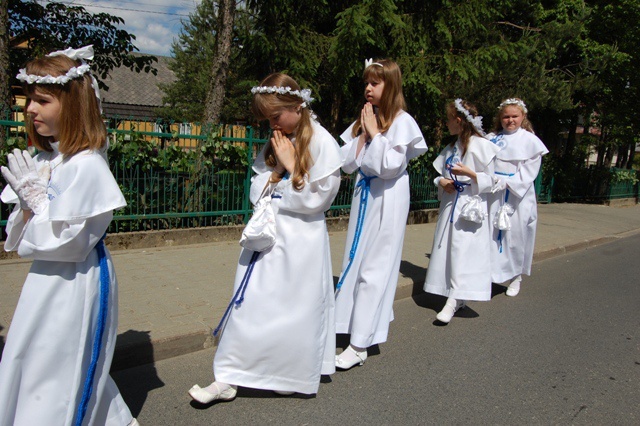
[110,226,640,372]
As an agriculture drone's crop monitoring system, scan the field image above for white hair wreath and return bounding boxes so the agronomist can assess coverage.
[16,45,102,112]
[454,98,485,136]
[498,98,528,114]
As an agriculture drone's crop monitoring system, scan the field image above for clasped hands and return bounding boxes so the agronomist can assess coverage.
[270,130,296,178]
[1,149,50,214]
[360,102,380,143]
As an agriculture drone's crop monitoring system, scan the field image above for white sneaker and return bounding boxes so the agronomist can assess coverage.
[436,298,465,324]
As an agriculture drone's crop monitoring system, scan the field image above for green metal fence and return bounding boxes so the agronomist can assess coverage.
[5,117,633,241]
[0,118,441,239]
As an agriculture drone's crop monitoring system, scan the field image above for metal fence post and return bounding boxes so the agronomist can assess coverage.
[242,126,254,223]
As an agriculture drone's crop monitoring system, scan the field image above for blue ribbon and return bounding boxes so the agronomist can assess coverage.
[336,170,376,292]
[74,235,110,426]
[494,171,515,253]
[496,188,510,253]
[213,250,261,337]
[448,173,470,224]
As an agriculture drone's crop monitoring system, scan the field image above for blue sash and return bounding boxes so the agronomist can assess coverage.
[336,170,377,293]
[74,235,110,426]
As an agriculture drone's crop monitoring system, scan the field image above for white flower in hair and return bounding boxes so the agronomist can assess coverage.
[454,98,485,136]
[499,98,528,113]
[364,58,383,69]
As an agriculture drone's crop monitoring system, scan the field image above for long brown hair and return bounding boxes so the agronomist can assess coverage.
[251,73,313,191]
[492,98,535,133]
[352,59,406,137]
[22,55,106,156]
[446,99,483,156]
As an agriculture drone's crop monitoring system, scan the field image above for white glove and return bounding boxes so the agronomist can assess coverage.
[1,149,51,214]
[491,177,507,193]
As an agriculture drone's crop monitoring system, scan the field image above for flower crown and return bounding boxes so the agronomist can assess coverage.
[498,98,528,114]
[250,85,314,108]
[454,98,485,136]
[16,45,102,112]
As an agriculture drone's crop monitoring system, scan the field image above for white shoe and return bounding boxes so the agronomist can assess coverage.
[436,299,465,324]
[128,419,140,426]
[188,383,237,404]
[273,390,295,396]
[335,346,367,370]
[506,276,521,297]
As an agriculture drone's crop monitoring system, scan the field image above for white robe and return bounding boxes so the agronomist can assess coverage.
[0,146,132,426]
[424,136,500,301]
[335,112,427,348]
[486,128,549,283]
[213,120,342,395]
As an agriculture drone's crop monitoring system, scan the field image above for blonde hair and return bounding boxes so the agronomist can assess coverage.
[251,73,313,191]
[492,98,534,133]
[22,54,106,156]
[351,58,406,137]
[446,99,483,156]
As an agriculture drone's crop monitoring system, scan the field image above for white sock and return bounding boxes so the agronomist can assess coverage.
[338,345,367,363]
[444,297,458,308]
[203,381,236,395]
[509,276,521,292]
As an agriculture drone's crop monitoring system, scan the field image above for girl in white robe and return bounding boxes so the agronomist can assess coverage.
[0,48,136,425]
[424,99,500,324]
[486,98,549,296]
[335,59,427,370]
[188,73,342,403]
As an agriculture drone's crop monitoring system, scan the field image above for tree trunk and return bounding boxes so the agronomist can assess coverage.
[616,144,628,169]
[562,114,579,168]
[202,0,236,125]
[0,0,10,150]
[628,143,636,170]
[595,127,607,168]
[329,91,342,135]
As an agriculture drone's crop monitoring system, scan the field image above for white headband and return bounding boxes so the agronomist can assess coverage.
[16,45,102,113]
[454,98,485,136]
[250,85,314,108]
[499,98,528,113]
[364,58,383,69]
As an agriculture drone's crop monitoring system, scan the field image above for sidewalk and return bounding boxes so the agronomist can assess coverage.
[1,203,640,369]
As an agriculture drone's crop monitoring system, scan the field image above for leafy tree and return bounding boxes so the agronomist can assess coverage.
[0,0,10,148]
[158,0,218,122]
[6,0,157,96]
[583,0,640,169]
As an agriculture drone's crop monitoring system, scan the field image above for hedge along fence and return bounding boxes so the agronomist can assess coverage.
[0,119,441,240]
[4,116,621,241]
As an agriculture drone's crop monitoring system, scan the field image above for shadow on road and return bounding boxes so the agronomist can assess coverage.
[111,330,165,417]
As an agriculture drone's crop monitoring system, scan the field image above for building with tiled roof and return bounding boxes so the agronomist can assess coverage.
[100,53,175,120]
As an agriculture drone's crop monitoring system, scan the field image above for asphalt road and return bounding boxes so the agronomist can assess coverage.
[113,234,640,425]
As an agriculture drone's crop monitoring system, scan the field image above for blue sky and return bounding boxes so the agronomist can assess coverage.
[39,0,202,57]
